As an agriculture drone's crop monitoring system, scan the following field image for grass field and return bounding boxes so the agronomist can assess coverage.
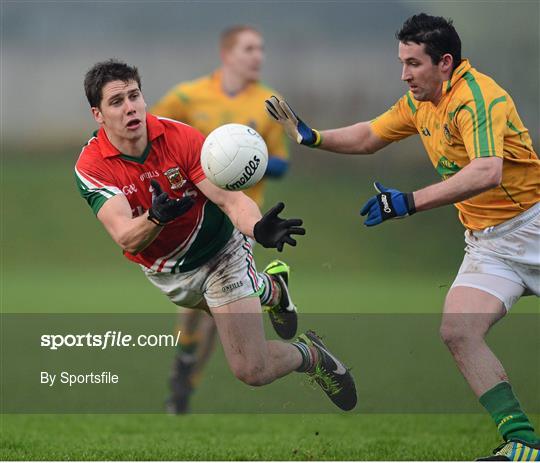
[3,414,539,461]
[1,155,538,460]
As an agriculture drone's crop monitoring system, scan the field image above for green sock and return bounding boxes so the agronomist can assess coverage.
[177,341,197,356]
[176,331,198,356]
[479,381,540,445]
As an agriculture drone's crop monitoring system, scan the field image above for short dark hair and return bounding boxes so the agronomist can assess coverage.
[84,59,141,108]
[396,13,462,70]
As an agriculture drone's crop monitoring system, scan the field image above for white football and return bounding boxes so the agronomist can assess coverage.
[200,123,268,191]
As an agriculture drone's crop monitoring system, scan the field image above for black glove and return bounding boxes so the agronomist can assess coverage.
[254,202,305,252]
[147,179,194,226]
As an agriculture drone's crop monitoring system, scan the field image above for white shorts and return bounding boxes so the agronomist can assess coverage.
[143,229,263,309]
[451,202,540,310]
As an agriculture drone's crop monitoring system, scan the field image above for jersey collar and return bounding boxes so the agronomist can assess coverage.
[442,59,472,97]
[212,69,255,98]
[98,113,165,159]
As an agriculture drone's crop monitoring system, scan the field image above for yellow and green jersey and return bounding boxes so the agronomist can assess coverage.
[151,70,289,207]
[371,59,539,231]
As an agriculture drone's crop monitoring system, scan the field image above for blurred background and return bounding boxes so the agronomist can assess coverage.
[3,0,538,315]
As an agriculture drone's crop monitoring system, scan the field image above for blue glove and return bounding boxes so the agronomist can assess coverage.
[360,182,416,227]
[265,96,322,147]
[265,156,289,178]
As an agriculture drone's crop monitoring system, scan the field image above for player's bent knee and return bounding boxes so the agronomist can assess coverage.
[439,319,481,350]
[439,322,463,348]
[230,359,272,386]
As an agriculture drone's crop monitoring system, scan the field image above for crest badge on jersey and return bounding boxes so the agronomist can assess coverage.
[421,127,431,137]
[443,123,453,144]
[163,167,186,190]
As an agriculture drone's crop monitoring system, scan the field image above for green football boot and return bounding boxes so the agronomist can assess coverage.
[296,330,357,411]
[477,440,540,461]
[263,259,297,339]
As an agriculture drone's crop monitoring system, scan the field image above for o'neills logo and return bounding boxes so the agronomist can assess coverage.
[380,194,392,213]
[226,155,261,190]
[222,281,244,293]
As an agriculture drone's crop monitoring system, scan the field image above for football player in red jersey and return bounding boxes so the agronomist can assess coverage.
[75,59,357,412]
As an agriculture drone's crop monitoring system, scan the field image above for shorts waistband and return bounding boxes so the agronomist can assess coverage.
[470,202,540,240]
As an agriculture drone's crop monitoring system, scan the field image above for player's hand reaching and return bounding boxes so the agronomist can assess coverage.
[265,95,322,147]
[147,179,194,226]
[254,202,306,252]
[360,182,416,226]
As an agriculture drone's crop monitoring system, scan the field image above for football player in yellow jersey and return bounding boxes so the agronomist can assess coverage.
[152,26,289,207]
[267,13,540,461]
[151,26,295,414]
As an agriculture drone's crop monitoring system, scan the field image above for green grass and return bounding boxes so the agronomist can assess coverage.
[3,414,539,460]
[1,155,538,460]
[4,266,538,314]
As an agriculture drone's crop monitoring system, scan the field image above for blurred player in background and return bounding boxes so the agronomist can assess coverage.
[152,25,292,413]
[267,13,540,461]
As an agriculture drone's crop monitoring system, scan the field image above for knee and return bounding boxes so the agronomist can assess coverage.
[439,320,480,351]
[439,322,464,349]
[231,362,270,387]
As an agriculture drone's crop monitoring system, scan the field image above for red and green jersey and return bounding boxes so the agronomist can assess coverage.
[75,113,233,273]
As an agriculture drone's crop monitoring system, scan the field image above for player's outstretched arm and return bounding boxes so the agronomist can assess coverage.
[97,180,194,254]
[359,157,502,227]
[265,95,389,154]
[412,156,503,212]
[196,178,305,252]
